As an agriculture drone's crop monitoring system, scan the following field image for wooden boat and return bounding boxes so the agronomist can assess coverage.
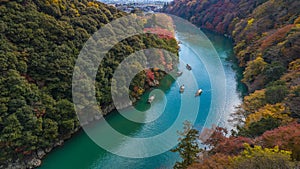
[180,85,185,93]
[177,71,183,77]
[195,89,203,96]
[148,95,155,103]
[186,64,192,70]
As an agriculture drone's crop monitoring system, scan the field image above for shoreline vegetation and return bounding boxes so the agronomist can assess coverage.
[0,0,179,168]
[163,0,300,168]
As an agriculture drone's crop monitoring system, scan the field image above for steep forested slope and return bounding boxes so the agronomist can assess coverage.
[163,0,300,168]
[0,0,178,168]
[164,0,299,90]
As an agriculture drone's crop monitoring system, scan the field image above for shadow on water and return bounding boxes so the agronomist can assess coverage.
[202,29,248,97]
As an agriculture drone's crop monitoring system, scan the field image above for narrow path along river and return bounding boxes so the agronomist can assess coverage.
[39,28,243,169]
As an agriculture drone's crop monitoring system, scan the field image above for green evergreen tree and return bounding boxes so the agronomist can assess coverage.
[171,121,202,169]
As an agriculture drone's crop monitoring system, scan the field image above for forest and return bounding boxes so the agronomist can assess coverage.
[1,0,300,168]
[163,0,300,168]
[0,0,178,168]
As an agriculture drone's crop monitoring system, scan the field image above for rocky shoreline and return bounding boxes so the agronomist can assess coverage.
[2,130,76,169]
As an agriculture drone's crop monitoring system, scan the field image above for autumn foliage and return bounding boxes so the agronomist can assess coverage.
[188,153,232,169]
[144,28,174,39]
[203,127,253,156]
[260,24,295,51]
[257,122,300,160]
[164,1,300,167]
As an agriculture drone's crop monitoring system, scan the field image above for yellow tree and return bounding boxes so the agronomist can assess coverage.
[243,57,267,84]
[243,89,266,114]
[232,144,294,169]
[245,103,293,128]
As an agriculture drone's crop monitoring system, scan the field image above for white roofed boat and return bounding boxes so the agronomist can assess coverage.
[180,85,185,93]
[148,95,155,103]
[195,89,203,96]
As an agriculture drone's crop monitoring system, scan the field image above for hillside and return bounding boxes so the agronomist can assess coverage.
[163,0,300,168]
[0,0,178,168]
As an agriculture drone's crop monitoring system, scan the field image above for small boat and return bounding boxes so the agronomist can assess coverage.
[186,64,192,70]
[177,71,183,77]
[148,95,155,103]
[195,89,203,96]
[180,85,185,93]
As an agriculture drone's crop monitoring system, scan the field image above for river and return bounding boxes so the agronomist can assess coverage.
[39,25,242,169]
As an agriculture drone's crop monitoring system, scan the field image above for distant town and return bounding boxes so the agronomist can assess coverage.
[98,0,172,13]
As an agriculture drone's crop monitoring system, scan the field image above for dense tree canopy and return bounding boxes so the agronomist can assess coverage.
[0,0,179,166]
